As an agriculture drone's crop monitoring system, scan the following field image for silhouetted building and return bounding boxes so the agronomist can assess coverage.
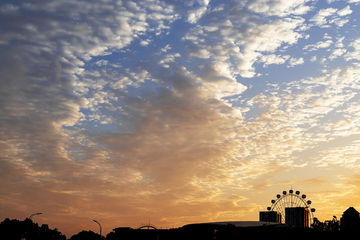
[259,211,282,223]
[110,226,182,240]
[40,224,49,233]
[285,207,309,228]
[181,222,285,240]
[341,207,360,231]
[108,222,285,240]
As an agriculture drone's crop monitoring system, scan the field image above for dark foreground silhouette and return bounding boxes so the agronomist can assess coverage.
[0,218,65,240]
[1,217,360,240]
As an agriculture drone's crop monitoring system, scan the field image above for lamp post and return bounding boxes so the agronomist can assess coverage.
[93,219,102,237]
[29,213,42,220]
[25,213,42,240]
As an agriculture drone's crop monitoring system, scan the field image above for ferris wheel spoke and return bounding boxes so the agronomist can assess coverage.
[296,196,302,207]
[281,199,286,213]
[268,190,315,226]
[278,198,286,220]
[294,196,299,207]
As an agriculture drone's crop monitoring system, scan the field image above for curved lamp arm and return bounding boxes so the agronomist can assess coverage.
[93,219,102,237]
[29,213,42,220]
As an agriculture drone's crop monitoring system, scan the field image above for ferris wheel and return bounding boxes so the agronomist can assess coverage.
[267,190,316,225]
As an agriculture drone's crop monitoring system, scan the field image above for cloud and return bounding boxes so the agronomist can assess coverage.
[240,65,360,164]
[2,0,360,237]
[140,39,152,46]
[310,6,353,28]
[288,57,304,67]
[275,178,326,187]
[330,17,350,27]
[260,54,290,67]
[303,40,333,51]
[337,5,352,16]
[0,0,181,234]
[310,8,338,27]
[329,48,347,60]
[313,141,360,168]
[186,0,210,23]
[335,36,345,48]
[247,0,313,17]
[182,3,307,78]
[158,53,181,67]
[161,44,172,52]
[187,6,207,24]
[95,60,109,66]
[0,2,254,232]
[344,38,360,61]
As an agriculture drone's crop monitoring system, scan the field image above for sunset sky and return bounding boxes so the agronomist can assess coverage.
[2,0,360,237]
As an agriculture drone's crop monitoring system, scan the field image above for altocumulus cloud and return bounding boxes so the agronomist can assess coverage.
[0,0,252,235]
[2,0,360,237]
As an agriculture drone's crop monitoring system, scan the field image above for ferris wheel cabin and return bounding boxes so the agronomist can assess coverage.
[259,189,316,228]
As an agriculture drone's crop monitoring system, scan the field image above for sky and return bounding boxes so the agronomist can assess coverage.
[1,0,360,237]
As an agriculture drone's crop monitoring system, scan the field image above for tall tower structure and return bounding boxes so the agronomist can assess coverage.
[285,207,309,228]
[259,211,282,223]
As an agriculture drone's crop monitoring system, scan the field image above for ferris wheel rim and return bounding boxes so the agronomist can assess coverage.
[271,193,309,210]
[268,190,315,225]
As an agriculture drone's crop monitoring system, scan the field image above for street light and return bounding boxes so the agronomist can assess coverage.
[93,219,102,237]
[29,213,42,220]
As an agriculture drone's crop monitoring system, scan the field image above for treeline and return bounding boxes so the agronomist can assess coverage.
[0,218,66,240]
[1,217,359,240]
[312,216,341,232]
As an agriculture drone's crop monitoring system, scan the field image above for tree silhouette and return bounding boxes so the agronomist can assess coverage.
[311,218,325,231]
[39,228,66,240]
[0,218,66,240]
[0,218,24,240]
[23,218,41,240]
[105,231,116,240]
[312,216,340,232]
[324,216,340,232]
[69,230,103,240]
